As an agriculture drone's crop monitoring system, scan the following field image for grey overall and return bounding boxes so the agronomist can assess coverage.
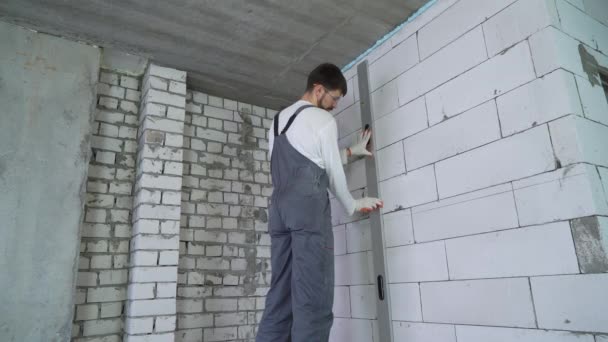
[256,105,335,342]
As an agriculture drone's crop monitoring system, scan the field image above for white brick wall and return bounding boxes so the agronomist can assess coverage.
[330,0,608,338]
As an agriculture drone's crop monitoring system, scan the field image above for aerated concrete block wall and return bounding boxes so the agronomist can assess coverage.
[330,0,608,341]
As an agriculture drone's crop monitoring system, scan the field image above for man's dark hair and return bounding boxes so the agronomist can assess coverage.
[306,63,348,96]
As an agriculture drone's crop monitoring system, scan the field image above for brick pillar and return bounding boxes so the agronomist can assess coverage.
[125,64,187,342]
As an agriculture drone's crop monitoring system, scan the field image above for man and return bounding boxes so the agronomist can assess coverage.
[256,63,383,342]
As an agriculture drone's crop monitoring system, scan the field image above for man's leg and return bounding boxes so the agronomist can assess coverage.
[256,205,293,342]
[290,210,335,342]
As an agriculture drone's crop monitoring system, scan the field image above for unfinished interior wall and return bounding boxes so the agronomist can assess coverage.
[72,52,145,341]
[0,21,100,342]
[331,0,608,341]
[175,91,275,342]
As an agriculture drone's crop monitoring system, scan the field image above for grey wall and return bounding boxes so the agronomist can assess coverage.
[0,21,100,341]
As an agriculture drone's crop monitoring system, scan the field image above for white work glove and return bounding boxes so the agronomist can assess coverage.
[348,129,373,158]
[353,197,384,214]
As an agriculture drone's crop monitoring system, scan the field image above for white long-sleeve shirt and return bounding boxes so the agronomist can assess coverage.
[268,100,356,215]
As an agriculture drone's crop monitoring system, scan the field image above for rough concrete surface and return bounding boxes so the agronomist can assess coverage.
[0,21,100,342]
[0,0,429,109]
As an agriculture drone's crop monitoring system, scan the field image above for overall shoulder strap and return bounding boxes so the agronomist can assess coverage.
[280,105,314,135]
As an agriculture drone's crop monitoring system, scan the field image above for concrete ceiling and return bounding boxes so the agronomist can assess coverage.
[0,0,428,109]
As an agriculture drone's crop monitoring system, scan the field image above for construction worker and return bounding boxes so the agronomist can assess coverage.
[256,63,383,342]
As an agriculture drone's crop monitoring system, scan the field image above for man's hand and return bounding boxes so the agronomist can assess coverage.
[354,197,384,214]
[347,129,373,158]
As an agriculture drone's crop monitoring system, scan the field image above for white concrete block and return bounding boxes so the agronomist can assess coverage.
[148,64,186,82]
[513,163,608,225]
[421,278,536,327]
[600,167,608,203]
[329,318,373,342]
[389,283,422,322]
[333,78,355,115]
[369,34,419,92]
[345,158,367,192]
[446,222,579,279]
[405,100,500,170]
[373,96,427,150]
[456,325,595,342]
[557,0,608,55]
[390,0,459,47]
[335,252,372,286]
[529,26,608,79]
[333,226,347,256]
[377,142,406,181]
[583,0,608,26]
[412,183,518,242]
[393,322,456,342]
[333,286,351,318]
[346,219,372,253]
[397,26,488,106]
[350,285,377,319]
[550,115,608,168]
[576,75,608,126]
[483,0,559,57]
[497,69,583,136]
[380,165,437,212]
[336,103,362,139]
[435,125,554,198]
[371,80,399,120]
[382,209,415,248]
[531,274,608,333]
[387,241,448,283]
[426,41,536,125]
[417,0,516,58]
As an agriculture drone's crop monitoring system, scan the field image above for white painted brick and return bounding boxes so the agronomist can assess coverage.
[393,322,456,342]
[412,184,518,242]
[532,274,608,333]
[95,151,116,165]
[456,325,595,342]
[148,64,186,82]
[120,101,138,114]
[159,251,179,265]
[145,89,185,108]
[99,96,119,109]
[125,333,174,342]
[514,163,608,225]
[124,317,153,334]
[133,220,160,235]
[81,223,111,238]
[380,165,437,212]
[483,0,559,57]
[98,83,125,99]
[333,286,351,318]
[421,278,536,327]
[208,96,223,108]
[155,315,176,332]
[329,318,373,342]
[417,0,515,58]
[87,287,126,303]
[86,209,107,223]
[215,312,247,327]
[436,125,554,198]
[132,234,179,251]
[205,299,237,312]
[91,255,112,269]
[349,285,376,319]
[178,299,203,314]
[204,327,237,342]
[389,283,422,321]
[130,266,178,283]
[89,164,116,180]
[86,240,108,253]
[382,209,414,247]
[371,80,399,120]
[335,252,372,286]
[177,314,213,329]
[498,69,583,136]
[142,116,183,134]
[387,241,448,283]
[373,96,427,150]
[92,135,123,153]
[161,191,181,205]
[550,115,608,168]
[100,302,122,318]
[97,110,124,124]
[558,0,608,54]
[136,189,161,205]
[140,145,183,163]
[83,318,122,336]
[426,41,536,125]
[369,35,419,92]
[100,71,119,85]
[76,304,98,321]
[86,194,114,208]
[169,80,186,95]
[192,91,208,104]
[397,26,488,106]
[133,204,180,221]
[204,105,233,121]
[127,298,176,316]
[406,100,500,170]
[196,128,227,143]
[447,222,579,279]
[377,142,405,181]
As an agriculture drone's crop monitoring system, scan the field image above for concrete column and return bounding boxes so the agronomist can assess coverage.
[125,64,187,341]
